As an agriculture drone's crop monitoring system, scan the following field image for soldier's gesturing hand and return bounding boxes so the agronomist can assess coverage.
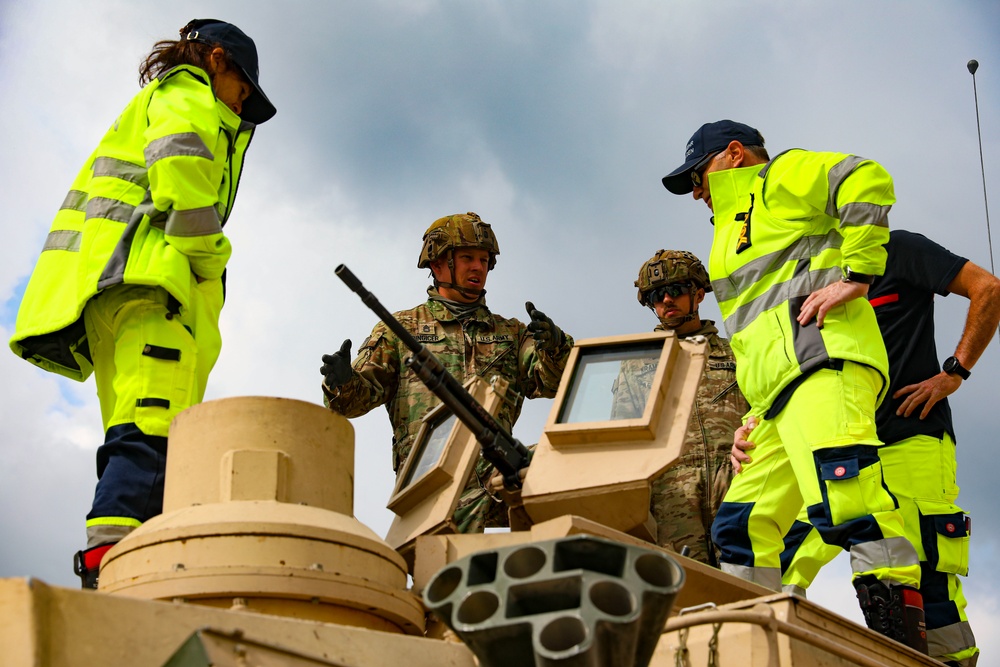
[525,302,564,352]
[321,339,354,393]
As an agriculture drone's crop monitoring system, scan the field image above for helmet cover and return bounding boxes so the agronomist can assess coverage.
[418,212,499,270]
[635,249,711,305]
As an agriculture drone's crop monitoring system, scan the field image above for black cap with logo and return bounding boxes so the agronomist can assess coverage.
[661,120,764,195]
[181,19,276,124]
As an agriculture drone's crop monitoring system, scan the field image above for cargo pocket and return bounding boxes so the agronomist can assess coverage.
[134,314,199,437]
[820,456,896,526]
[915,499,970,576]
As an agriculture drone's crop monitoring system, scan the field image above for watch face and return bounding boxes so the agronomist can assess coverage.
[944,357,969,378]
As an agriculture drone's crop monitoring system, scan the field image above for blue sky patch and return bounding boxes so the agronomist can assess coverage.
[1,275,29,329]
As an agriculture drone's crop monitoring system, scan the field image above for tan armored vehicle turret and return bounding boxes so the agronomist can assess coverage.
[2,274,941,666]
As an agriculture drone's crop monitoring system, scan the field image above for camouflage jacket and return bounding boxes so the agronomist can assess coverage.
[666,320,747,469]
[326,290,574,480]
[611,320,749,564]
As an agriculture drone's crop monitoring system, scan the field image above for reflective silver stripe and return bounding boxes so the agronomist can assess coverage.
[92,156,148,187]
[97,194,158,289]
[713,230,844,304]
[42,230,81,252]
[849,536,919,574]
[826,154,865,218]
[85,522,138,549]
[927,621,977,663]
[85,196,135,224]
[148,207,169,231]
[782,583,808,598]
[720,563,781,591]
[724,265,841,335]
[827,155,892,227]
[60,189,88,212]
[144,132,213,166]
[164,206,222,237]
[838,201,891,228]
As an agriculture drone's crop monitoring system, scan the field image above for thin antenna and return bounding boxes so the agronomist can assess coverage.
[968,59,995,274]
[968,59,999,346]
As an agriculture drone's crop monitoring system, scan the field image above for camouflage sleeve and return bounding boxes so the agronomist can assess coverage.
[324,321,403,418]
[518,325,574,399]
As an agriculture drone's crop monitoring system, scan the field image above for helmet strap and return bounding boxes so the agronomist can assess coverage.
[657,310,698,328]
[433,278,486,299]
[653,281,699,328]
[432,251,486,299]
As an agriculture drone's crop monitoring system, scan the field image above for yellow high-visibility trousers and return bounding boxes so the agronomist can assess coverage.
[782,432,976,665]
[711,362,920,591]
[82,278,223,546]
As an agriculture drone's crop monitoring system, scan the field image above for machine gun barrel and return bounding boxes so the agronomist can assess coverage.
[335,264,530,489]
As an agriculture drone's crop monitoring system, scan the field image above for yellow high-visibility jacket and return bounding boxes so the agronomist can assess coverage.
[10,65,254,381]
[707,149,892,414]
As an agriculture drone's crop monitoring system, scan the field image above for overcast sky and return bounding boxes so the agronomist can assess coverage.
[2,0,998,655]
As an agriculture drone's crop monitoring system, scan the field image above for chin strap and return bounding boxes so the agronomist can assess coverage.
[433,278,486,300]
[433,250,486,299]
[658,310,698,329]
[653,280,699,329]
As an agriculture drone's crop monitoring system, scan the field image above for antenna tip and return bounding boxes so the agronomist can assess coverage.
[968,59,979,75]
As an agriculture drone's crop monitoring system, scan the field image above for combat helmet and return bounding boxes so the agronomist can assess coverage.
[635,249,712,306]
[418,212,499,271]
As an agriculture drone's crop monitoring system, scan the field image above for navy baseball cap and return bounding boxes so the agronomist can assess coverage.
[181,19,277,124]
[661,120,764,195]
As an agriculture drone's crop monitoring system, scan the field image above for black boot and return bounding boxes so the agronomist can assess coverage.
[853,575,928,654]
[73,543,115,590]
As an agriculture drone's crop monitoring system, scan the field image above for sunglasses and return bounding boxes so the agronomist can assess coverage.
[644,283,691,307]
[690,151,722,188]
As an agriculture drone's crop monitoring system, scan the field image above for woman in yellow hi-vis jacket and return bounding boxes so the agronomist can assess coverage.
[9,19,276,587]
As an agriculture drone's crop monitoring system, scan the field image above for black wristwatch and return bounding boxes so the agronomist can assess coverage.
[841,267,875,284]
[942,356,971,380]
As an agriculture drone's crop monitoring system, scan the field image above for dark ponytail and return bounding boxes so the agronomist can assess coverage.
[138,21,235,86]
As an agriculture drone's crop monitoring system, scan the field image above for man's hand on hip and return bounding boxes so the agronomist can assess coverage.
[731,415,758,474]
[797,280,869,329]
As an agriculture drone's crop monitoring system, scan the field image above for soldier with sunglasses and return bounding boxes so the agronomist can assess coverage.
[610,250,748,566]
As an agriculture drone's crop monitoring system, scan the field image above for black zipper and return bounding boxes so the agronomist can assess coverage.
[220,122,255,227]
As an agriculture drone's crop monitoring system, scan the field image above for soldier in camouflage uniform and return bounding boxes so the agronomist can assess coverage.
[621,250,749,566]
[320,213,573,533]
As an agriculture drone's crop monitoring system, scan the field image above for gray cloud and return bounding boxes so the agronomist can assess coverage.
[2,0,998,655]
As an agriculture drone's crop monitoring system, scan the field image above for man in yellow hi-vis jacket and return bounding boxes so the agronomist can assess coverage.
[9,19,275,588]
[661,120,926,654]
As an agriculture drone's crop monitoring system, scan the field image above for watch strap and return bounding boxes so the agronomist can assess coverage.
[842,267,875,284]
[943,356,971,380]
